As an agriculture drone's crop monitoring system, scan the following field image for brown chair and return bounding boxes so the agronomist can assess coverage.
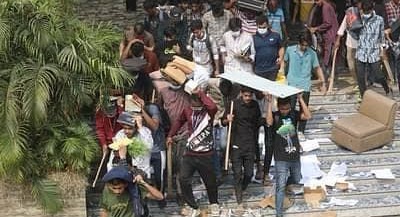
[331,90,398,153]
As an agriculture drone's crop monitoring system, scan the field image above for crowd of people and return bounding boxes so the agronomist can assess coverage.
[95,0,399,216]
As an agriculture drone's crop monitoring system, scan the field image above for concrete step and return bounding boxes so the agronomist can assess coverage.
[86,86,400,217]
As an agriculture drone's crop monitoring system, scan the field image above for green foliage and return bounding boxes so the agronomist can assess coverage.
[0,0,133,214]
[31,178,63,214]
[127,138,150,157]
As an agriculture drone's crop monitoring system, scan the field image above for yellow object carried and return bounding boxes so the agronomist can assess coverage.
[276,71,287,84]
[108,138,133,150]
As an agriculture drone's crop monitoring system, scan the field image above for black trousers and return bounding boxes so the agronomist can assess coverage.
[290,91,310,133]
[264,125,274,175]
[356,60,389,97]
[179,153,218,209]
[150,152,166,193]
[231,148,255,204]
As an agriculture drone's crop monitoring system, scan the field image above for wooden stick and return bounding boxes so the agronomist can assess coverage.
[224,101,234,171]
[151,89,156,104]
[382,58,395,85]
[92,152,107,188]
[167,144,173,197]
[327,47,339,94]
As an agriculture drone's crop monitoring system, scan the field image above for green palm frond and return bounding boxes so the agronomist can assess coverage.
[61,122,98,171]
[58,44,90,74]
[0,122,29,182]
[0,67,24,133]
[21,62,61,125]
[31,178,63,214]
[0,18,10,54]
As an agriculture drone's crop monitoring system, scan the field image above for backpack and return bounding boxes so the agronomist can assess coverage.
[188,33,215,65]
[346,7,363,40]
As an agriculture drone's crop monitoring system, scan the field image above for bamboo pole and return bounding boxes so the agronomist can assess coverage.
[167,144,173,197]
[151,89,156,104]
[327,47,339,94]
[224,101,234,171]
[92,152,107,188]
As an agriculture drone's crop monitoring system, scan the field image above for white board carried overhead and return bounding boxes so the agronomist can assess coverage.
[218,71,302,98]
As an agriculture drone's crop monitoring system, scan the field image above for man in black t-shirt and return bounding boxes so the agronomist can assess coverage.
[223,86,262,206]
[265,93,311,217]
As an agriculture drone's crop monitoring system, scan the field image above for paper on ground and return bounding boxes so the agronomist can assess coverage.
[304,129,324,134]
[321,175,348,187]
[303,178,325,188]
[324,114,338,121]
[300,139,320,152]
[328,162,347,177]
[314,138,332,144]
[371,168,396,179]
[327,197,358,206]
[301,155,325,181]
[218,71,302,98]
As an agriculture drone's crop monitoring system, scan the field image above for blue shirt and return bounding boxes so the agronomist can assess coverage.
[284,45,320,92]
[253,30,282,75]
[266,8,285,38]
[145,104,166,153]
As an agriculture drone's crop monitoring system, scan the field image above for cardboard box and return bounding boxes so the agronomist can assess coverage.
[304,186,326,208]
[258,195,294,209]
[335,182,349,191]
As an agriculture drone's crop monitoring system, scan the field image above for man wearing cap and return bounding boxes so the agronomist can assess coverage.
[100,145,164,217]
[96,96,124,155]
[166,89,219,216]
[106,112,154,178]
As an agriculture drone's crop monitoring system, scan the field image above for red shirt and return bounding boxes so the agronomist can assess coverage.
[144,50,160,74]
[168,91,217,138]
[95,107,124,147]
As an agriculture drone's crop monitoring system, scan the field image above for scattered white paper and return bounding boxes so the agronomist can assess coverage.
[347,182,357,190]
[351,171,373,178]
[371,169,396,180]
[324,114,339,121]
[305,129,324,134]
[320,175,339,187]
[314,138,332,144]
[300,139,320,152]
[303,178,325,189]
[328,162,347,177]
[301,155,325,180]
[327,197,358,206]
[301,154,320,164]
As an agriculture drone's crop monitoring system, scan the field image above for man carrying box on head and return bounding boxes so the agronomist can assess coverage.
[166,88,220,217]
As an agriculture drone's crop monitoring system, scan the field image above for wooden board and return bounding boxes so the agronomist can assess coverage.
[218,71,302,98]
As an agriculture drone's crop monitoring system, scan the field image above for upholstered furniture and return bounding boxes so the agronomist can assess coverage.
[331,90,398,153]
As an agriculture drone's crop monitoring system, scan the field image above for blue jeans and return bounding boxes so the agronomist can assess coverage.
[275,160,301,216]
[212,126,227,179]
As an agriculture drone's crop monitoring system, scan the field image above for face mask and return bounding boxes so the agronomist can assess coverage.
[362,13,371,19]
[257,28,268,35]
[231,31,240,37]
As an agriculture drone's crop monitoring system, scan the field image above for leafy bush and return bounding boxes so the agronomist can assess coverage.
[0,0,133,213]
